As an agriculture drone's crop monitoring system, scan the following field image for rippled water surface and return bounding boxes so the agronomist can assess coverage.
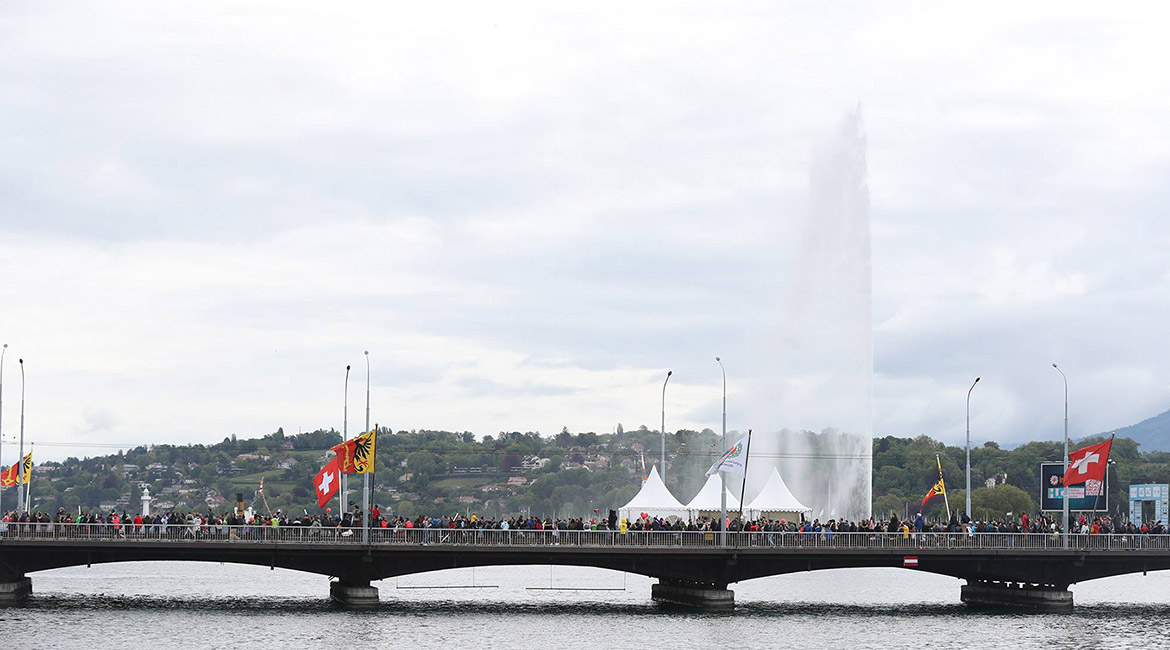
[3,563,1169,649]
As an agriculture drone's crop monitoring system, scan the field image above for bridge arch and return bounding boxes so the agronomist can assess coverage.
[6,528,1170,609]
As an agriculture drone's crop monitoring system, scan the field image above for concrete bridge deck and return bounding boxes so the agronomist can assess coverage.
[4,525,1170,609]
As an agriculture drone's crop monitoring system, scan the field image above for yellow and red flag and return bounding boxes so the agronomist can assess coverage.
[330,428,377,474]
[20,452,32,484]
[920,455,946,507]
[0,461,18,487]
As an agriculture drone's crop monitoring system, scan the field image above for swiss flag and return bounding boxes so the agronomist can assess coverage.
[314,457,341,508]
[1062,438,1113,486]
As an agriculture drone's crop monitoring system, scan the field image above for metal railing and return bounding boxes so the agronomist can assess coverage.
[2,523,1170,552]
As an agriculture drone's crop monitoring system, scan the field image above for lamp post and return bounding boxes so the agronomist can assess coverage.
[17,358,24,513]
[1053,363,1069,548]
[342,364,350,516]
[363,351,370,543]
[965,377,980,522]
[716,356,727,548]
[661,370,671,482]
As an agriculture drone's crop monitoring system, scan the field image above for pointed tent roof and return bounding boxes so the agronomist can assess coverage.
[618,466,688,519]
[744,467,811,517]
[684,473,741,513]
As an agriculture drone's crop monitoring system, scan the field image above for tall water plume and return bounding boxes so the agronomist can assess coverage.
[739,106,872,521]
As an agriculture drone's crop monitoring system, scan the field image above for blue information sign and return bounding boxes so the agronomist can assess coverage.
[1128,484,1169,527]
[1039,462,1108,512]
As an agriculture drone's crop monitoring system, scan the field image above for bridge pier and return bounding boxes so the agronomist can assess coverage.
[960,581,1072,610]
[0,577,32,603]
[651,578,734,611]
[330,580,379,608]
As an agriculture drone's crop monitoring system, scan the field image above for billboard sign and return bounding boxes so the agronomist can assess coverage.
[1129,484,1169,527]
[1040,462,1108,512]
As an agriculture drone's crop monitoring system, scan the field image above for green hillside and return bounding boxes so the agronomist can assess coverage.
[10,422,1170,523]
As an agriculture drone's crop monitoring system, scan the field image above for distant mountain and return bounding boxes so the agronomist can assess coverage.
[1099,408,1170,452]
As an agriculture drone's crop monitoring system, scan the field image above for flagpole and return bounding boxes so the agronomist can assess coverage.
[965,377,979,521]
[661,370,671,483]
[16,360,23,512]
[0,343,7,516]
[1091,434,1115,530]
[938,454,951,522]
[372,423,379,527]
[716,357,727,548]
[342,364,350,519]
[738,430,752,522]
[363,351,370,545]
[25,442,32,511]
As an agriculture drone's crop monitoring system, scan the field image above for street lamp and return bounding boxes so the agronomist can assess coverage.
[716,356,727,548]
[342,364,350,516]
[965,377,980,522]
[17,358,24,512]
[363,351,370,542]
[661,370,671,482]
[1053,363,1069,548]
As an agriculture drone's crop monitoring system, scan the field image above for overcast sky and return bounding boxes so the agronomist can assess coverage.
[2,2,1169,463]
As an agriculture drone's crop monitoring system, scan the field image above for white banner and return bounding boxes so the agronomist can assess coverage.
[706,435,750,477]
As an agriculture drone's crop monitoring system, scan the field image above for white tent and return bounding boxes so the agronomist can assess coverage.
[744,467,812,520]
[618,466,689,521]
[684,473,741,517]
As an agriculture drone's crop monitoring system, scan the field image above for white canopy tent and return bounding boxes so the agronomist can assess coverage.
[618,466,689,521]
[684,473,741,517]
[744,467,812,521]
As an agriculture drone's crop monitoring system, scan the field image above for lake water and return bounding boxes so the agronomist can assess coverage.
[2,562,1168,649]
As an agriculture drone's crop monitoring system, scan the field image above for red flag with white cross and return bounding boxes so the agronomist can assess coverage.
[1062,437,1113,486]
[314,457,341,508]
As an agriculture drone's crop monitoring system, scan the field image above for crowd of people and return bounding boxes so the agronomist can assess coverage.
[0,507,1164,540]
[0,506,383,537]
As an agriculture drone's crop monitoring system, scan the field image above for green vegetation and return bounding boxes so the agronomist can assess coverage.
[20,425,724,518]
[13,426,1165,522]
[872,435,1151,521]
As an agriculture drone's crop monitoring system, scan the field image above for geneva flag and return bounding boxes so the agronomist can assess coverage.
[331,429,377,474]
[921,456,946,507]
[0,461,17,487]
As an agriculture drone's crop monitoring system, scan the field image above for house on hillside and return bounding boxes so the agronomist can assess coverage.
[520,455,550,470]
[235,453,269,462]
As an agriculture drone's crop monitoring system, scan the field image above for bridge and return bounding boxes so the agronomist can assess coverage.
[3,524,1170,610]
